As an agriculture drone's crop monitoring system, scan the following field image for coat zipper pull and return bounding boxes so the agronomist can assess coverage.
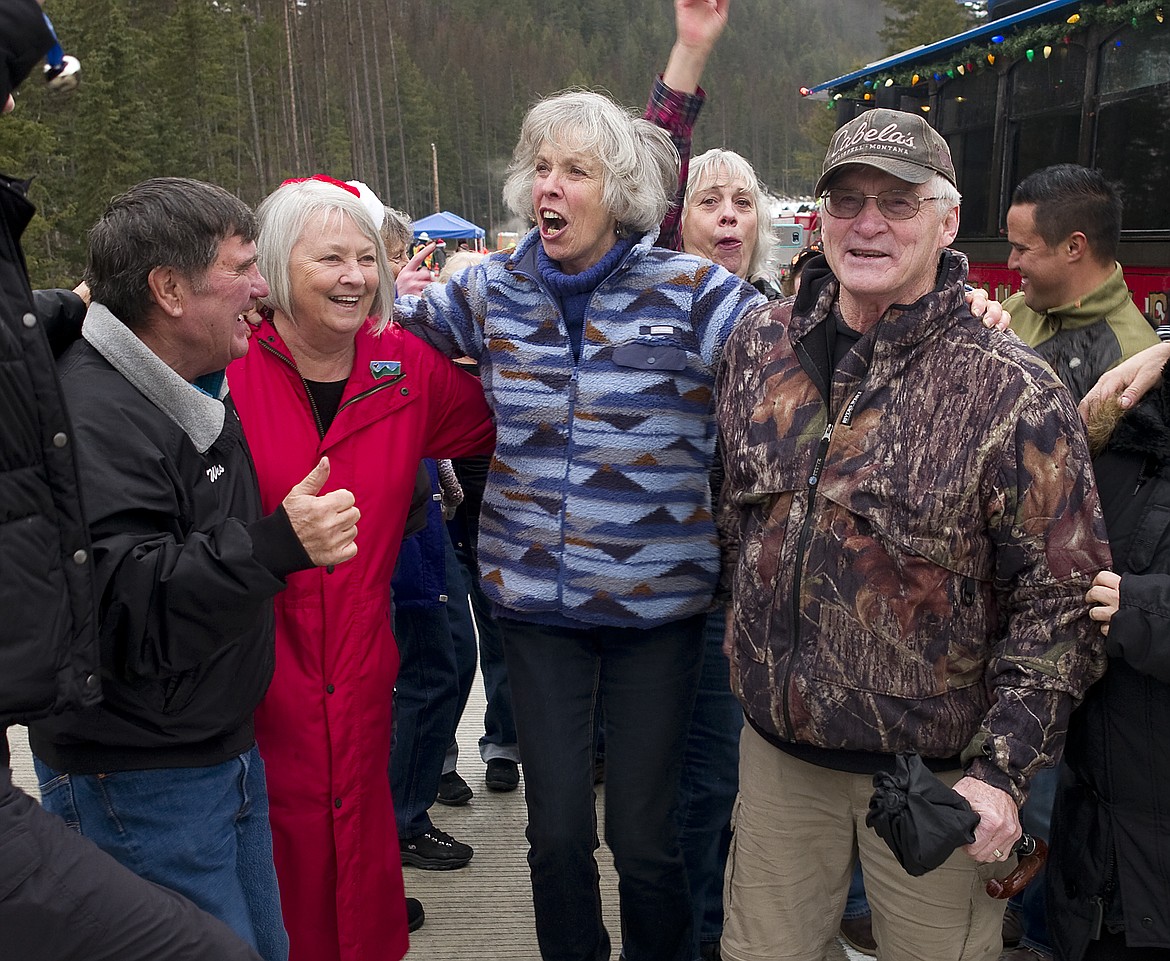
[1090,895,1104,941]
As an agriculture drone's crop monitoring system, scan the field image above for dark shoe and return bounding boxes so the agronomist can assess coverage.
[1002,907,1024,948]
[400,826,474,870]
[485,758,520,792]
[435,770,473,806]
[839,914,877,957]
[406,896,425,932]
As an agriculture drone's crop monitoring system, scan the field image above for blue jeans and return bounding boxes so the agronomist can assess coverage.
[676,609,743,956]
[844,861,871,920]
[1010,764,1056,954]
[501,613,704,961]
[34,745,287,961]
[449,530,520,764]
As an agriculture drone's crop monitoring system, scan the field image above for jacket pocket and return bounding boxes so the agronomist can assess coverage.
[0,513,72,719]
[0,825,41,901]
[807,492,992,699]
[612,342,689,372]
[1126,504,1170,573]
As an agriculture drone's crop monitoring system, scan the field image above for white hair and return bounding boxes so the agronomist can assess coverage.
[502,89,680,236]
[255,179,397,333]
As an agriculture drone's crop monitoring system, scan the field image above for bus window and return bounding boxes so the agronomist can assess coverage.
[1094,25,1170,232]
[937,70,998,239]
[1006,44,1086,197]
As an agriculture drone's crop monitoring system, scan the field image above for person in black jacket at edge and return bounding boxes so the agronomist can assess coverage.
[0,2,265,957]
[1050,370,1170,961]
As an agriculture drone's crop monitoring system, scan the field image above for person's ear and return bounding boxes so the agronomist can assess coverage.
[1064,231,1089,263]
[147,266,185,317]
[941,205,960,247]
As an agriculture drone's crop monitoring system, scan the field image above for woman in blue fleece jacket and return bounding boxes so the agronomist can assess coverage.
[395,88,763,961]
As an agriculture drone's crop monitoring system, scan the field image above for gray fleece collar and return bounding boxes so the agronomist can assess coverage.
[82,303,227,454]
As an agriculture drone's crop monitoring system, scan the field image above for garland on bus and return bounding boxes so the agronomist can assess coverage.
[806,0,1166,108]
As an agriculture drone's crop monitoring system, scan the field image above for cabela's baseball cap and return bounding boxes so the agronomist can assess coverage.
[814,108,956,197]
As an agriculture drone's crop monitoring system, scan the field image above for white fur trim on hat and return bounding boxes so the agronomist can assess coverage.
[346,180,386,229]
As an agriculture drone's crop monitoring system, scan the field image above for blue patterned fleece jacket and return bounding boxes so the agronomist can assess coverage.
[395,228,764,628]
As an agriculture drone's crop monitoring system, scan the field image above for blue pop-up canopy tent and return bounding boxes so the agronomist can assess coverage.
[411,210,485,242]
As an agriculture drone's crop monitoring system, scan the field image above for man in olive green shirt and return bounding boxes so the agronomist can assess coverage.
[1004,163,1157,403]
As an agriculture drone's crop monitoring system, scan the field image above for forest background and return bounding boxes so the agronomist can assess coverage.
[0,0,982,288]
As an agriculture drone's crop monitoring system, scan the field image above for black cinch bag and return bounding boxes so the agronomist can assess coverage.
[865,752,980,877]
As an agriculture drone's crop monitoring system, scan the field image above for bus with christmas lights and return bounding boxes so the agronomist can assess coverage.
[805,0,1170,324]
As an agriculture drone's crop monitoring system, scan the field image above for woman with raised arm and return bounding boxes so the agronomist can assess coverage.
[393,83,763,961]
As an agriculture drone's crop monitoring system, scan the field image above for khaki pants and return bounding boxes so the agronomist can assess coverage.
[721,725,1011,961]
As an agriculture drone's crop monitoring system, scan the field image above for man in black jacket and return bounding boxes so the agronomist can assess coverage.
[1,2,265,958]
[25,174,361,961]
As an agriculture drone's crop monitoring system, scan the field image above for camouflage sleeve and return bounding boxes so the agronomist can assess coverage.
[965,384,1111,803]
[644,75,704,252]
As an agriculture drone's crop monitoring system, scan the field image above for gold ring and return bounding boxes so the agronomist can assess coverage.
[993,849,1003,859]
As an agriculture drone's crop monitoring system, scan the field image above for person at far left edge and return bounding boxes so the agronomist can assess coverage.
[28,176,361,961]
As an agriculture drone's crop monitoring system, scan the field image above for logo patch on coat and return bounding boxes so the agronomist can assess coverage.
[370,360,402,380]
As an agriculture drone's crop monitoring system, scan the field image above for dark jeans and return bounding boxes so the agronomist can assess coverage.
[392,525,479,833]
[1011,764,1056,954]
[1082,930,1170,960]
[441,540,481,774]
[501,613,705,961]
[390,593,459,837]
[1,765,262,961]
[676,608,742,955]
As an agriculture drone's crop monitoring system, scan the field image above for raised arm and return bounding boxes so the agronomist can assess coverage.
[646,0,730,250]
[662,0,730,95]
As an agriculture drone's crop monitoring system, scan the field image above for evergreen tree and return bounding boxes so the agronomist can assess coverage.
[880,0,974,55]
[2,0,897,288]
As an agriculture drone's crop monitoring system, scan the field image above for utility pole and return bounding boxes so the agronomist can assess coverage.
[431,143,440,213]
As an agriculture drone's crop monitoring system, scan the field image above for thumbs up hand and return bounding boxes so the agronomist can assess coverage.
[282,457,360,567]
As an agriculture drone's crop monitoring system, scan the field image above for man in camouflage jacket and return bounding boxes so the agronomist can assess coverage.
[714,108,1110,961]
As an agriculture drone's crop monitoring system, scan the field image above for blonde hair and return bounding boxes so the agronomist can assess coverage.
[683,148,775,279]
[256,179,396,333]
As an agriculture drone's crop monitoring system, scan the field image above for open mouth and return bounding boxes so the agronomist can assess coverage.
[541,210,566,237]
[330,295,362,308]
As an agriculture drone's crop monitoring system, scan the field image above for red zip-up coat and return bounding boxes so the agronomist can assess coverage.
[228,318,495,961]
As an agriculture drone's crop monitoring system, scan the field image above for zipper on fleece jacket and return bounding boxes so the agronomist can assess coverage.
[559,364,580,608]
[781,377,866,739]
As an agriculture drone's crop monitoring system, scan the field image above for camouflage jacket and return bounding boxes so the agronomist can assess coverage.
[714,251,1110,801]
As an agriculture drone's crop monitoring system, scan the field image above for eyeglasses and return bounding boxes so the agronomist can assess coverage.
[821,189,942,221]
